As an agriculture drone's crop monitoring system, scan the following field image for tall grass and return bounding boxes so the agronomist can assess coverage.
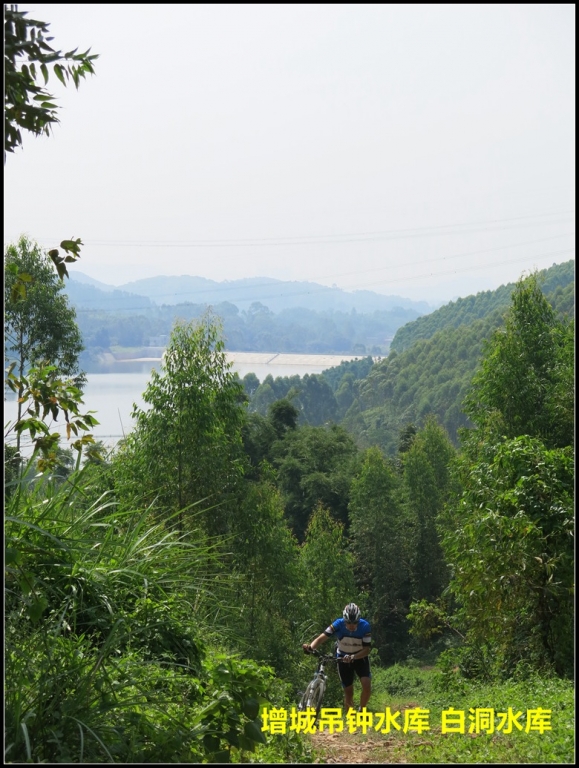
[5,462,278,762]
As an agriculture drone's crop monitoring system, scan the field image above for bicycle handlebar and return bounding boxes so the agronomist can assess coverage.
[306,649,340,662]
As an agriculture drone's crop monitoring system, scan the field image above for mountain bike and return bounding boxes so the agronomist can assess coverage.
[298,650,340,721]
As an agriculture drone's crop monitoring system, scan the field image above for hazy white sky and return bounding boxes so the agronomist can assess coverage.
[4,3,575,303]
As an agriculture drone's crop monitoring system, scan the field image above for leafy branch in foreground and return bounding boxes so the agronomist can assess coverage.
[5,236,94,467]
[4,3,98,156]
[5,361,98,471]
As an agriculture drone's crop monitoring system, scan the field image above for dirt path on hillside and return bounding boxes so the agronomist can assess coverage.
[310,729,408,763]
[308,702,427,764]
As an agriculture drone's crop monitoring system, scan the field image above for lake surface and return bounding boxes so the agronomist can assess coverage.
[5,352,370,452]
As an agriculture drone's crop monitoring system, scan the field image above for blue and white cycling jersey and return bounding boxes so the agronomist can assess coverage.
[324,617,371,658]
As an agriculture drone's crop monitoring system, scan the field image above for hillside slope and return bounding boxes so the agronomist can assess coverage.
[391,259,574,353]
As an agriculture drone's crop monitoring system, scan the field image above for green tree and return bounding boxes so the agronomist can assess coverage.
[442,436,574,677]
[5,237,84,378]
[227,479,301,675]
[269,398,299,437]
[402,416,455,603]
[439,273,575,678]
[299,504,357,634]
[272,423,359,540]
[349,447,410,663]
[5,236,86,455]
[4,4,97,155]
[464,272,574,449]
[116,314,245,531]
[296,374,338,425]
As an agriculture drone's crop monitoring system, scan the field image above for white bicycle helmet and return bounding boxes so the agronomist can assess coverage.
[343,602,361,623]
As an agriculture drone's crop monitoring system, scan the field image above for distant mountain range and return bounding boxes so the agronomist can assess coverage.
[66,272,434,315]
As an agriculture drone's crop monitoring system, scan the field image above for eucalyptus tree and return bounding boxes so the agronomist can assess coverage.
[272,423,359,540]
[401,416,455,603]
[299,504,357,635]
[117,314,246,533]
[349,446,410,663]
[227,479,302,675]
[463,272,574,449]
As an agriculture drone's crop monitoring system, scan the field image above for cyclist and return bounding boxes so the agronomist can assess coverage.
[303,602,372,711]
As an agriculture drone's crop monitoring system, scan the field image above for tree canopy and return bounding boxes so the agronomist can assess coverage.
[5,236,84,380]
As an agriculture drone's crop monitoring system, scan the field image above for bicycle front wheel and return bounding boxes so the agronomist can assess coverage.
[298,679,316,711]
[307,679,326,720]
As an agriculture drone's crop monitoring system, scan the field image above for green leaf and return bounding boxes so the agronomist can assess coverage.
[10,283,27,303]
[242,697,259,720]
[243,720,267,745]
[54,63,66,85]
[27,596,49,623]
[60,238,83,253]
[237,735,256,752]
[5,548,22,566]
[224,729,239,748]
[203,734,220,753]
[19,573,35,596]
[208,751,230,763]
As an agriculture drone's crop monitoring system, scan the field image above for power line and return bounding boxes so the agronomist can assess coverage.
[21,209,574,248]
[72,217,577,247]
[356,247,575,291]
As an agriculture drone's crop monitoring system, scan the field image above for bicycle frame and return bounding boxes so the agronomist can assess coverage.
[298,650,339,719]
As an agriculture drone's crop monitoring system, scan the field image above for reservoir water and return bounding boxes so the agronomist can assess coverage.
[5,352,369,452]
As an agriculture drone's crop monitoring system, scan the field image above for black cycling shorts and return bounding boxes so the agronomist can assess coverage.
[337,656,371,688]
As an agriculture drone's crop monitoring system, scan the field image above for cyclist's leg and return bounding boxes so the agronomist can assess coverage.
[337,660,355,711]
[355,658,372,709]
[359,676,371,709]
[343,684,355,711]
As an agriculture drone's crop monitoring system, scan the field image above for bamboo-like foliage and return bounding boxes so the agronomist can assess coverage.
[5,462,274,762]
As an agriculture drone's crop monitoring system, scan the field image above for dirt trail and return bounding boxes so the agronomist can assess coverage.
[308,701,427,763]
[310,729,407,764]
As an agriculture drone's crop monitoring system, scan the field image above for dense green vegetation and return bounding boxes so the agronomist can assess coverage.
[75,300,417,368]
[391,259,574,353]
[70,259,573,369]
[244,260,574,452]
[5,265,574,762]
[4,8,574,760]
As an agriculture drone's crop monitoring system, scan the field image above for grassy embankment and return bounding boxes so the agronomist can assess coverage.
[307,664,574,764]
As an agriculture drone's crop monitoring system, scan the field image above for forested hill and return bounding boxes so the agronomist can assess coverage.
[391,259,574,353]
[245,261,575,453]
[340,261,574,450]
[67,273,433,361]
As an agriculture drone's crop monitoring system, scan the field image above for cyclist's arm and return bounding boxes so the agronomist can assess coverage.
[309,633,329,651]
[349,644,371,660]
